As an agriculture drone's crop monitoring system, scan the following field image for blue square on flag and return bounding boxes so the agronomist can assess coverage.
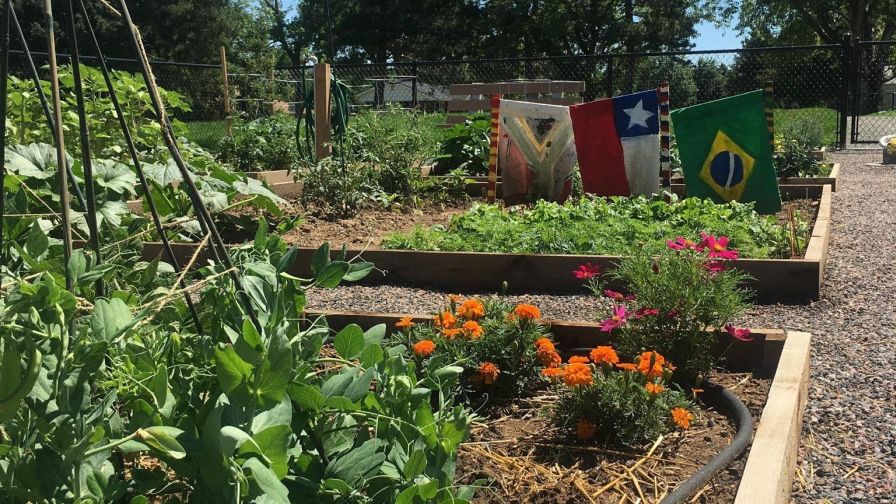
[613,90,660,137]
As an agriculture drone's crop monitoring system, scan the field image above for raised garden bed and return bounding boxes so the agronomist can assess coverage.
[302,308,811,503]
[126,185,832,303]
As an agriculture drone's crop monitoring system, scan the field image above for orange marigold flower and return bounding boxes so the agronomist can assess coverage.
[537,347,562,368]
[616,363,638,372]
[457,299,485,320]
[412,340,435,357]
[541,367,563,380]
[448,294,463,304]
[637,351,667,380]
[589,346,619,366]
[671,407,693,430]
[513,303,541,320]
[534,337,555,351]
[441,328,463,339]
[478,361,500,385]
[576,419,596,441]
[395,316,416,330]
[434,311,457,329]
[462,320,484,339]
[645,382,665,395]
[562,362,593,387]
[568,355,590,364]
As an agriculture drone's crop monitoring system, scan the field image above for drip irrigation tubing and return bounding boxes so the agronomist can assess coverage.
[660,381,753,503]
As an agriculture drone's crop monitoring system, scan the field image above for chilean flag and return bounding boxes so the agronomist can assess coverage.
[569,89,661,197]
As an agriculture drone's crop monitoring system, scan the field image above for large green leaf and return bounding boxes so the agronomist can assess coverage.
[4,143,65,180]
[256,332,292,408]
[142,160,183,186]
[137,426,187,459]
[244,425,291,478]
[96,201,130,228]
[214,345,254,404]
[93,159,137,196]
[325,438,385,485]
[90,298,135,341]
[333,324,364,360]
[243,457,289,504]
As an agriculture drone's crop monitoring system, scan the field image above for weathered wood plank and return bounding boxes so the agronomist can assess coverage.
[449,81,585,95]
[734,331,811,504]
[447,97,580,112]
[302,308,784,372]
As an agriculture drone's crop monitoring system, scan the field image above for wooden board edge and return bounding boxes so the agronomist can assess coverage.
[734,330,811,504]
[303,308,780,371]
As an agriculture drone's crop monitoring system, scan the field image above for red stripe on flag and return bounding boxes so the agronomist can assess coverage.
[569,98,629,196]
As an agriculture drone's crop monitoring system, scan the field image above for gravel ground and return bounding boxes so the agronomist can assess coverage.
[743,152,896,503]
[307,151,896,502]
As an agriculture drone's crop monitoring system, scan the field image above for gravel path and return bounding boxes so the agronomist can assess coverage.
[743,152,896,503]
[307,151,896,502]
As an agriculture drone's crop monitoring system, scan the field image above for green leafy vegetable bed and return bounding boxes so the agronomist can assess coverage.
[382,196,810,259]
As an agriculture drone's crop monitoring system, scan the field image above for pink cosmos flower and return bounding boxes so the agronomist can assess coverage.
[635,307,660,318]
[698,233,740,260]
[667,236,697,251]
[725,324,753,341]
[703,260,726,274]
[599,305,627,332]
[573,262,601,279]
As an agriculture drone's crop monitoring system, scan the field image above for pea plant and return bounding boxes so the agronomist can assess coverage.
[0,221,478,503]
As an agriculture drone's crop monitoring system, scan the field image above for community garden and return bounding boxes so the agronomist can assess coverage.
[0,6,848,502]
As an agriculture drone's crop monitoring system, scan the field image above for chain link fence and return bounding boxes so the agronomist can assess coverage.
[8,43,896,150]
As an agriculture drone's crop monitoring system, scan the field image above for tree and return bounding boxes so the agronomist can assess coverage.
[730,0,896,112]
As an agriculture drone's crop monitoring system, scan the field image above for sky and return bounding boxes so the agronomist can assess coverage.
[692,19,744,51]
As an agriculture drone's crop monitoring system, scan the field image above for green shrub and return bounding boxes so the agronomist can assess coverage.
[431,114,491,176]
[395,297,551,399]
[216,115,298,171]
[774,137,823,178]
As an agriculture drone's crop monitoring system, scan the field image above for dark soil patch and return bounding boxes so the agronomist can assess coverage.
[455,372,770,503]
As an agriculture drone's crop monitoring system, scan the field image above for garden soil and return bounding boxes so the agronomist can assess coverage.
[454,372,769,503]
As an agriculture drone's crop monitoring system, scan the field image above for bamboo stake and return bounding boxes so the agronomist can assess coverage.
[43,0,75,304]
[77,0,203,333]
[64,0,103,296]
[314,62,331,159]
[0,0,10,270]
[220,46,232,136]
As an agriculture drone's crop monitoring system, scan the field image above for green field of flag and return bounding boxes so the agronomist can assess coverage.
[671,90,782,214]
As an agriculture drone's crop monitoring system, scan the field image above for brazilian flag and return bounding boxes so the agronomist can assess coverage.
[670,90,782,214]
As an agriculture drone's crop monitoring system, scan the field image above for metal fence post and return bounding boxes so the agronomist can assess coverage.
[411,61,418,109]
[838,34,851,149]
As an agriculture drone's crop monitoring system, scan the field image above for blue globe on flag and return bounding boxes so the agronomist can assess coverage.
[708,151,745,189]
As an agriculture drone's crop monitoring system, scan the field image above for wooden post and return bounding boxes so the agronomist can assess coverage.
[658,81,671,190]
[486,93,501,203]
[764,81,775,152]
[314,62,332,160]
[220,46,232,136]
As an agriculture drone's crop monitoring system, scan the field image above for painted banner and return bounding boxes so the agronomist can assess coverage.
[670,90,782,214]
[569,89,661,197]
[498,99,577,204]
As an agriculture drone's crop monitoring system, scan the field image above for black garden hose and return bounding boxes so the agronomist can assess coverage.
[660,381,753,504]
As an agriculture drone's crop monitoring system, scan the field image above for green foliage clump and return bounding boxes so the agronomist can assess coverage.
[299,107,466,219]
[774,136,831,178]
[384,196,804,259]
[396,297,550,399]
[216,115,298,171]
[0,226,479,503]
[552,362,693,447]
[4,66,191,161]
[777,115,826,149]
[431,114,491,176]
[588,247,751,382]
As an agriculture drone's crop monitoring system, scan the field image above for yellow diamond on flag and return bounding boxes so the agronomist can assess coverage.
[699,131,755,201]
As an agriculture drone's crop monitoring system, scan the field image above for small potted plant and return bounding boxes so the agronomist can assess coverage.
[882,135,896,165]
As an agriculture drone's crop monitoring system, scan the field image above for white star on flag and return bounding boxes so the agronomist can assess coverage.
[624,100,654,129]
